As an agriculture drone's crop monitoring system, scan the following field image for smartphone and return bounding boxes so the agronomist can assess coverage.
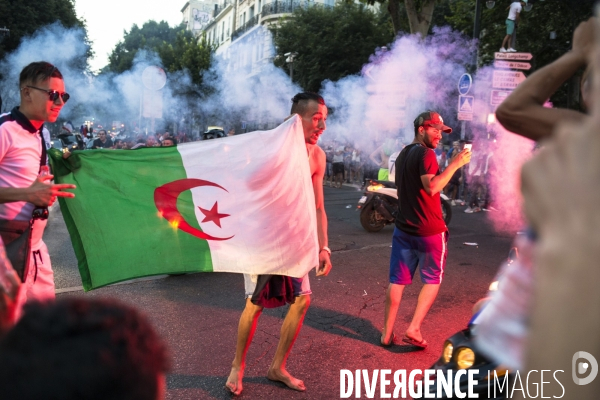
[464,143,472,151]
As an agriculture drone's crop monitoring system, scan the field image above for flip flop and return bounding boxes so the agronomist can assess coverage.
[402,335,428,349]
[380,332,395,347]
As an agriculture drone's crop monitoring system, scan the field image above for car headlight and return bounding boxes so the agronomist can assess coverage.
[456,347,475,369]
[442,342,453,364]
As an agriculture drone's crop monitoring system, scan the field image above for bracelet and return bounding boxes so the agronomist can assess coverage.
[319,246,331,256]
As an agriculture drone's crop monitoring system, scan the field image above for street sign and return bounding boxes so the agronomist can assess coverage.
[494,52,533,61]
[494,60,531,70]
[458,95,474,113]
[458,112,473,121]
[458,74,472,95]
[493,70,526,89]
[490,90,512,106]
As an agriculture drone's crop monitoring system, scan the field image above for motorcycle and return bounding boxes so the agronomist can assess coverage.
[357,179,452,232]
[52,133,84,153]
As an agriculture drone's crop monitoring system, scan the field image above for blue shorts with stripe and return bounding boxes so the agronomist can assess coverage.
[389,227,448,285]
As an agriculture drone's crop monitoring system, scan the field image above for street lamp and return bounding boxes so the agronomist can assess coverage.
[284,51,298,81]
[524,4,533,12]
[486,1,495,9]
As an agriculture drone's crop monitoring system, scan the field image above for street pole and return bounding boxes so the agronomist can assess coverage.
[473,0,483,42]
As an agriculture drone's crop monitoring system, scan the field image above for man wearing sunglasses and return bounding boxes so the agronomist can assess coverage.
[0,61,76,316]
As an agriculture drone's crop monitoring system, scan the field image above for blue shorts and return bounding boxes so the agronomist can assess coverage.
[389,228,448,285]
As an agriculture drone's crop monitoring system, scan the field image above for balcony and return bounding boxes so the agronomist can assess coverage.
[213,1,231,17]
[231,14,260,40]
[261,1,332,18]
[261,1,300,17]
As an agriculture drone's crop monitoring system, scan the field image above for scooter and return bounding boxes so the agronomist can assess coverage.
[357,179,452,232]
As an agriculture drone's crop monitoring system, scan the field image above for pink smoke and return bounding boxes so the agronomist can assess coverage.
[471,67,535,233]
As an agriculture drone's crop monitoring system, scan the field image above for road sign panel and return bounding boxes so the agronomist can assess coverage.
[493,70,526,89]
[458,74,472,95]
[494,52,533,61]
[490,90,512,106]
[458,95,474,113]
[494,60,531,70]
[458,112,473,121]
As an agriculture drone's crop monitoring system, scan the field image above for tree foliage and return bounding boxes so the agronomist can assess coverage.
[106,20,215,89]
[444,0,594,108]
[362,0,445,35]
[271,3,394,92]
[107,21,188,74]
[0,0,92,69]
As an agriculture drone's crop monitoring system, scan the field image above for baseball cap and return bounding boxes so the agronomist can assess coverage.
[414,111,452,133]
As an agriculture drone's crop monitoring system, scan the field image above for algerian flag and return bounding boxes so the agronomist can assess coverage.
[50,116,318,291]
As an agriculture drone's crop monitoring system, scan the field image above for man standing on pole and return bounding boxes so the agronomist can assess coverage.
[500,0,527,53]
[226,92,332,395]
[381,111,470,348]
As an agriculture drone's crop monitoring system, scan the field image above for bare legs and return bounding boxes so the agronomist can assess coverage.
[267,295,310,391]
[501,34,512,50]
[382,283,440,345]
[226,296,310,395]
[226,299,263,395]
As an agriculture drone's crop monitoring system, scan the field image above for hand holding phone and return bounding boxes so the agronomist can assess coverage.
[464,143,472,151]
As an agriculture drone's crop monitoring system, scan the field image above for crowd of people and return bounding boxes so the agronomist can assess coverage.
[318,137,498,214]
[0,14,598,399]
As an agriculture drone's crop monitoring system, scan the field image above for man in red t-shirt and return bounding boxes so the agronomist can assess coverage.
[381,111,471,349]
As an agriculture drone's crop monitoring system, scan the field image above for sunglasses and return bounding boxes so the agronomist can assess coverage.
[25,85,70,103]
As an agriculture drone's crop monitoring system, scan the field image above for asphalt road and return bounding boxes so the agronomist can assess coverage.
[46,184,516,400]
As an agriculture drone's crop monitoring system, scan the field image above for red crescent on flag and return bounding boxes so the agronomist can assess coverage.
[154,179,234,241]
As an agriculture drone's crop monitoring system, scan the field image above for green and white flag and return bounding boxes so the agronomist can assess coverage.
[50,116,318,291]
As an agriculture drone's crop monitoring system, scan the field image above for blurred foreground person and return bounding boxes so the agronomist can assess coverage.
[0,297,170,400]
[516,30,600,396]
[475,17,596,372]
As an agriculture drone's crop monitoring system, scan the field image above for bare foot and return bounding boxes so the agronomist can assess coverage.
[225,366,244,395]
[267,368,306,392]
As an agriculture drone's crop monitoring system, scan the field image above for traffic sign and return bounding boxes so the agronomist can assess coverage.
[494,60,531,70]
[490,90,512,106]
[494,52,533,61]
[458,112,473,121]
[493,70,526,89]
[458,95,474,113]
[458,74,472,95]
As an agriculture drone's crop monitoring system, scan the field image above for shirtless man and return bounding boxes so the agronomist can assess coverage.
[369,136,399,181]
[226,92,332,395]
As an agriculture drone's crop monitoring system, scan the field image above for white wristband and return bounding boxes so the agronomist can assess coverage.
[319,246,331,256]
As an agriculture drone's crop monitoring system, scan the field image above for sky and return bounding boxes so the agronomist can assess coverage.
[74,0,185,72]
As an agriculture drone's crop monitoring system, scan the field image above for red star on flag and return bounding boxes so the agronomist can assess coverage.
[198,202,230,228]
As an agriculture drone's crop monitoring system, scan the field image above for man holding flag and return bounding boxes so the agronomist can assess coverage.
[225,92,332,395]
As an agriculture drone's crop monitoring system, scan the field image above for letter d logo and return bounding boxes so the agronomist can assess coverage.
[572,351,598,385]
